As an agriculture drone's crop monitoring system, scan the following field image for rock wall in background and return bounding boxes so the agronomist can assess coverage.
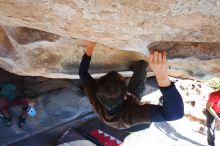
[0,0,220,79]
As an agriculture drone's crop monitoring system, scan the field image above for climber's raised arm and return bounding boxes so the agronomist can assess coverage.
[78,41,96,85]
[147,51,184,121]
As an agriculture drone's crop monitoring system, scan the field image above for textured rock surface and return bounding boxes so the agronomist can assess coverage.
[0,0,220,79]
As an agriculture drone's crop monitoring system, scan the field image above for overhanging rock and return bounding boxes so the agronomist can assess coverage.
[0,0,220,80]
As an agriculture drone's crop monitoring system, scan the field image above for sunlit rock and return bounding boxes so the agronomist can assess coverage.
[0,0,219,79]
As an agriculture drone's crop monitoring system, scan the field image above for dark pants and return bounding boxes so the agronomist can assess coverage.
[123,60,150,132]
[206,109,220,146]
[128,60,148,101]
[0,97,29,112]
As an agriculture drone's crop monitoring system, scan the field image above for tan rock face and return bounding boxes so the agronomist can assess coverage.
[0,26,14,57]
[8,27,60,45]
[0,0,219,79]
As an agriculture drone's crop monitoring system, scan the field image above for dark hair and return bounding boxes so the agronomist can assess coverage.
[96,71,127,100]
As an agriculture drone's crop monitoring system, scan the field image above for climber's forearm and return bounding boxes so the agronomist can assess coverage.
[79,53,93,85]
[79,41,96,84]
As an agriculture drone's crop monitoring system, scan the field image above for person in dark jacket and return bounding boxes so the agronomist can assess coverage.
[79,41,184,129]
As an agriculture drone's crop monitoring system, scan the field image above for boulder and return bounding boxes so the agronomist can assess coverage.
[0,0,220,79]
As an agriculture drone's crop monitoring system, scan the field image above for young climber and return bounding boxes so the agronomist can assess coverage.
[206,90,220,146]
[0,83,34,127]
[79,41,184,129]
